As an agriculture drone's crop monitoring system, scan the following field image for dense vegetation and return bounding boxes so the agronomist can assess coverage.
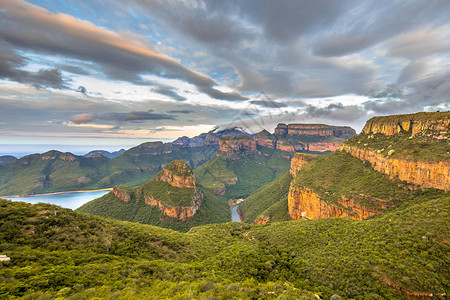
[1,192,448,299]
[194,152,290,200]
[0,143,218,196]
[345,130,450,163]
[238,172,292,223]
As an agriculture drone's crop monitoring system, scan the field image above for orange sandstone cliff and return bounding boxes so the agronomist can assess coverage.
[288,187,384,220]
[362,111,450,136]
[343,111,450,191]
[341,144,450,191]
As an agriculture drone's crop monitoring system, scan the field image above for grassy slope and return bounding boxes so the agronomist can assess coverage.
[77,181,229,232]
[291,151,422,210]
[238,172,292,223]
[195,152,291,200]
[1,193,448,299]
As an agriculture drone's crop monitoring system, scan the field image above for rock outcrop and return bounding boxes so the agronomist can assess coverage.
[341,145,450,191]
[112,186,131,203]
[219,137,257,153]
[290,154,308,178]
[156,160,196,188]
[288,187,383,220]
[144,189,203,221]
[275,123,356,138]
[147,160,203,220]
[362,111,450,136]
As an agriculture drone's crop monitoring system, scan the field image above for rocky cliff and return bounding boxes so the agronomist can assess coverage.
[219,138,257,152]
[112,186,131,203]
[288,187,384,220]
[156,160,196,188]
[343,111,450,191]
[275,123,356,138]
[362,111,450,136]
[144,190,203,221]
[110,160,204,221]
[290,154,308,178]
[341,144,450,191]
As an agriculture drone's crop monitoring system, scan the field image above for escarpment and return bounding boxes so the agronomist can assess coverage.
[341,145,450,191]
[288,187,384,220]
[343,111,450,191]
[362,111,450,136]
[275,123,356,138]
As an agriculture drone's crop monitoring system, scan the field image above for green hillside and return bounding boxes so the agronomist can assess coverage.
[291,151,423,210]
[1,192,448,299]
[78,161,229,232]
[194,151,291,200]
[0,143,218,196]
[238,172,292,223]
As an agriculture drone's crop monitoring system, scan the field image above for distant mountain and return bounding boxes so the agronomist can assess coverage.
[0,155,17,164]
[84,149,126,158]
[0,123,356,196]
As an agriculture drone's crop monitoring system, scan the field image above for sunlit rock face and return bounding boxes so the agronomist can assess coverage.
[362,111,450,136]
[288,187,383,220]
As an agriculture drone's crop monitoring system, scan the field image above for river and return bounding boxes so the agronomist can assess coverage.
[231,204,241,222]
[4,190,110,210]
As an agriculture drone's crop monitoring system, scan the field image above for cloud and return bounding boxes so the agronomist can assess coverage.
[0,42,67,89]
[305,103,367,122]
[166,110,192,114]
[0,0,245,100]
[70,110,176,124]
[151,86,186,101]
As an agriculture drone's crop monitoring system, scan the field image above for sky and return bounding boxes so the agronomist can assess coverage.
[1,0,449,155]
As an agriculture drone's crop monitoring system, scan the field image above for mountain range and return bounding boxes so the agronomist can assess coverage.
[0,124,354,196]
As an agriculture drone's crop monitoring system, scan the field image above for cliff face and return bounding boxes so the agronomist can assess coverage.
[112,186,131,203]
[144,189,203,221]
[156,160,196,188]
[219,139,257,152]
[290,154,308,178]
[275,123,356,138]
[341,145,450,191]
[362,111,450,136]
[288,187,382,220]
[111,160,204,221]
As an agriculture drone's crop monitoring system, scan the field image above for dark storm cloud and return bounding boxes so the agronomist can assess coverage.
[70,110,176,124]
[0,0,246,101]
[152,87,186,101]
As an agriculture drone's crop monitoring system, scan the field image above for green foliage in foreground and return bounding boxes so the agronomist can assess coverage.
[1,194,449,299]
[239,172,292,223]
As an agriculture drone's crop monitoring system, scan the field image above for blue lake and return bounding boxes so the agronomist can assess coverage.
[4,190,110,210]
